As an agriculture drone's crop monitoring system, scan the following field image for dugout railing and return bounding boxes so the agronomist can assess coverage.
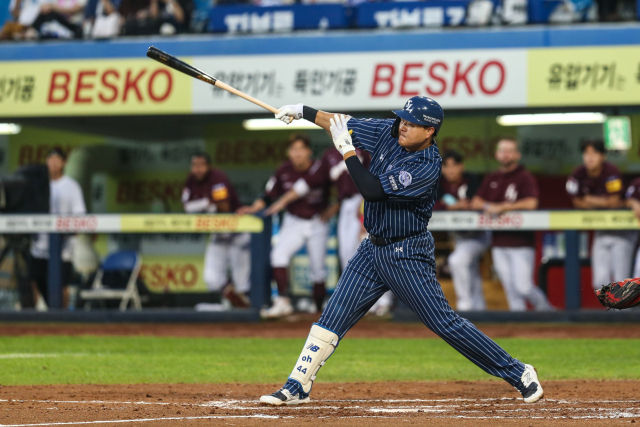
[1,210,639,320]
[0,213,272,320]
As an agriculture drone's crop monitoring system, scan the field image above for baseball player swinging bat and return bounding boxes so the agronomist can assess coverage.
[146,46,280,115]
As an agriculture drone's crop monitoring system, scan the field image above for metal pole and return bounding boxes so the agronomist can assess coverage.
[250,214,272,309]
[564,230,581,310]
[48,233,63,309]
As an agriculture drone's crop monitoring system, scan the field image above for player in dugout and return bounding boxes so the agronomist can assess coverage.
[30,148,86,309]
[434,150,489,311]
[238,134,333,318]
[258,98,544,406]
[625,176,640,278]
[262,143,387,313]
[566,139,636,288]
[182,152,250,308]
[471,138,552,312]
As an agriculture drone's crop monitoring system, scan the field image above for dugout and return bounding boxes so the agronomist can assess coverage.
[2,25,640,317]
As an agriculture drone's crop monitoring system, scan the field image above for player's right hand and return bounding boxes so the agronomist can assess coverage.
[275,103,303,124]
[330,114,355,156]
[236,206,255,215]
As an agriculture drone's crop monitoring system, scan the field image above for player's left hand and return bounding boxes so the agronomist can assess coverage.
[330,114,355,156]
[275,104,303,124]
[485,202,505,216]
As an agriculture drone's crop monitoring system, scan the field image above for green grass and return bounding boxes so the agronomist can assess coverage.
[0,336,639,385]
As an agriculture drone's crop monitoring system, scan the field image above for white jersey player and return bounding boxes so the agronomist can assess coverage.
[30,148,86,308]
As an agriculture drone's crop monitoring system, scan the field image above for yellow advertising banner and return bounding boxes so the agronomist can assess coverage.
[3,46,640,117]
[120,214,264,233]
[0,58,191,117]
[139,254,207,293]
[549,210,640,230]
[528,46,640,107]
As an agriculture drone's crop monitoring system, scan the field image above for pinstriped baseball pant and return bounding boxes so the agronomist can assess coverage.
[317,232,526,390]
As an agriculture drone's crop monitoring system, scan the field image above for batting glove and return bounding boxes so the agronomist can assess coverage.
[275,103,304,124]
[330,114,355,156]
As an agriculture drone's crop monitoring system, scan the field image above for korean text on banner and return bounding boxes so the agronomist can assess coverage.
[191,49,528,113]
[119,214,264,233]
[528,46,640,107]
[0,58,192,117]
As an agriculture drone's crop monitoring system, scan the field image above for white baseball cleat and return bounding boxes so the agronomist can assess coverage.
[260,389,310,406]
[520,364,544,403]
[260,296,294,319]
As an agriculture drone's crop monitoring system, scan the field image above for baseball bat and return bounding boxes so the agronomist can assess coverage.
[146,46,280,115]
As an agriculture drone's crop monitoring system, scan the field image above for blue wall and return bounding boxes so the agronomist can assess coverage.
[0,6,9,27]
[1,24,640,61]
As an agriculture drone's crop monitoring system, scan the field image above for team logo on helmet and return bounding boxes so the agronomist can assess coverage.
[405,99,414,112]
[398,171,412,188]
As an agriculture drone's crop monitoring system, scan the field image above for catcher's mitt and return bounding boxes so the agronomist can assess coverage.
[595,277,640,310]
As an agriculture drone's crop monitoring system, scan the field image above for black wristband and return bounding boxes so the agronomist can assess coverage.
[302,106,318,123]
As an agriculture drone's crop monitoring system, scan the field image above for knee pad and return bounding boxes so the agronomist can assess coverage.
[289,324,339,394]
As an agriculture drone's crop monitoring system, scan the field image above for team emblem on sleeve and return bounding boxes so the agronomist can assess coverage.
[398,171,412,188]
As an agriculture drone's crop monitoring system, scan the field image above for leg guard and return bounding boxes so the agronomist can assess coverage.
[289,324,339,394]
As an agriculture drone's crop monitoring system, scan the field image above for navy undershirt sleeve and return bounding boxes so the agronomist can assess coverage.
[345,156,388,202]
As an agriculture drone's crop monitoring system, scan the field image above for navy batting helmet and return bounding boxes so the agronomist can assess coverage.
[390,96,444,138]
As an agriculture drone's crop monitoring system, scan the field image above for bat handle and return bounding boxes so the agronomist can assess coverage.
[214,81,280,115]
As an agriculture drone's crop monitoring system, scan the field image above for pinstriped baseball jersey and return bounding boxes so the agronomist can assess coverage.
[347,118,441,239]
[281,113,529,401]
[282,115,528,399]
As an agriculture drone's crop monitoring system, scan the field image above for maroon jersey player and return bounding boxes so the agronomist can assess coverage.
[472,138,551,312]
[182,152,249,307]
[183,158,241,214]
[435,150,488,311]
[239,134,332,318]
[626,177,640,278]
[267,146,371,266]
[567,139,633,288]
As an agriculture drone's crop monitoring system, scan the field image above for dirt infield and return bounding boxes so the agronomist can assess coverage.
[2,317,640,339]
[1,381,639,426]
[2,320,640,425]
